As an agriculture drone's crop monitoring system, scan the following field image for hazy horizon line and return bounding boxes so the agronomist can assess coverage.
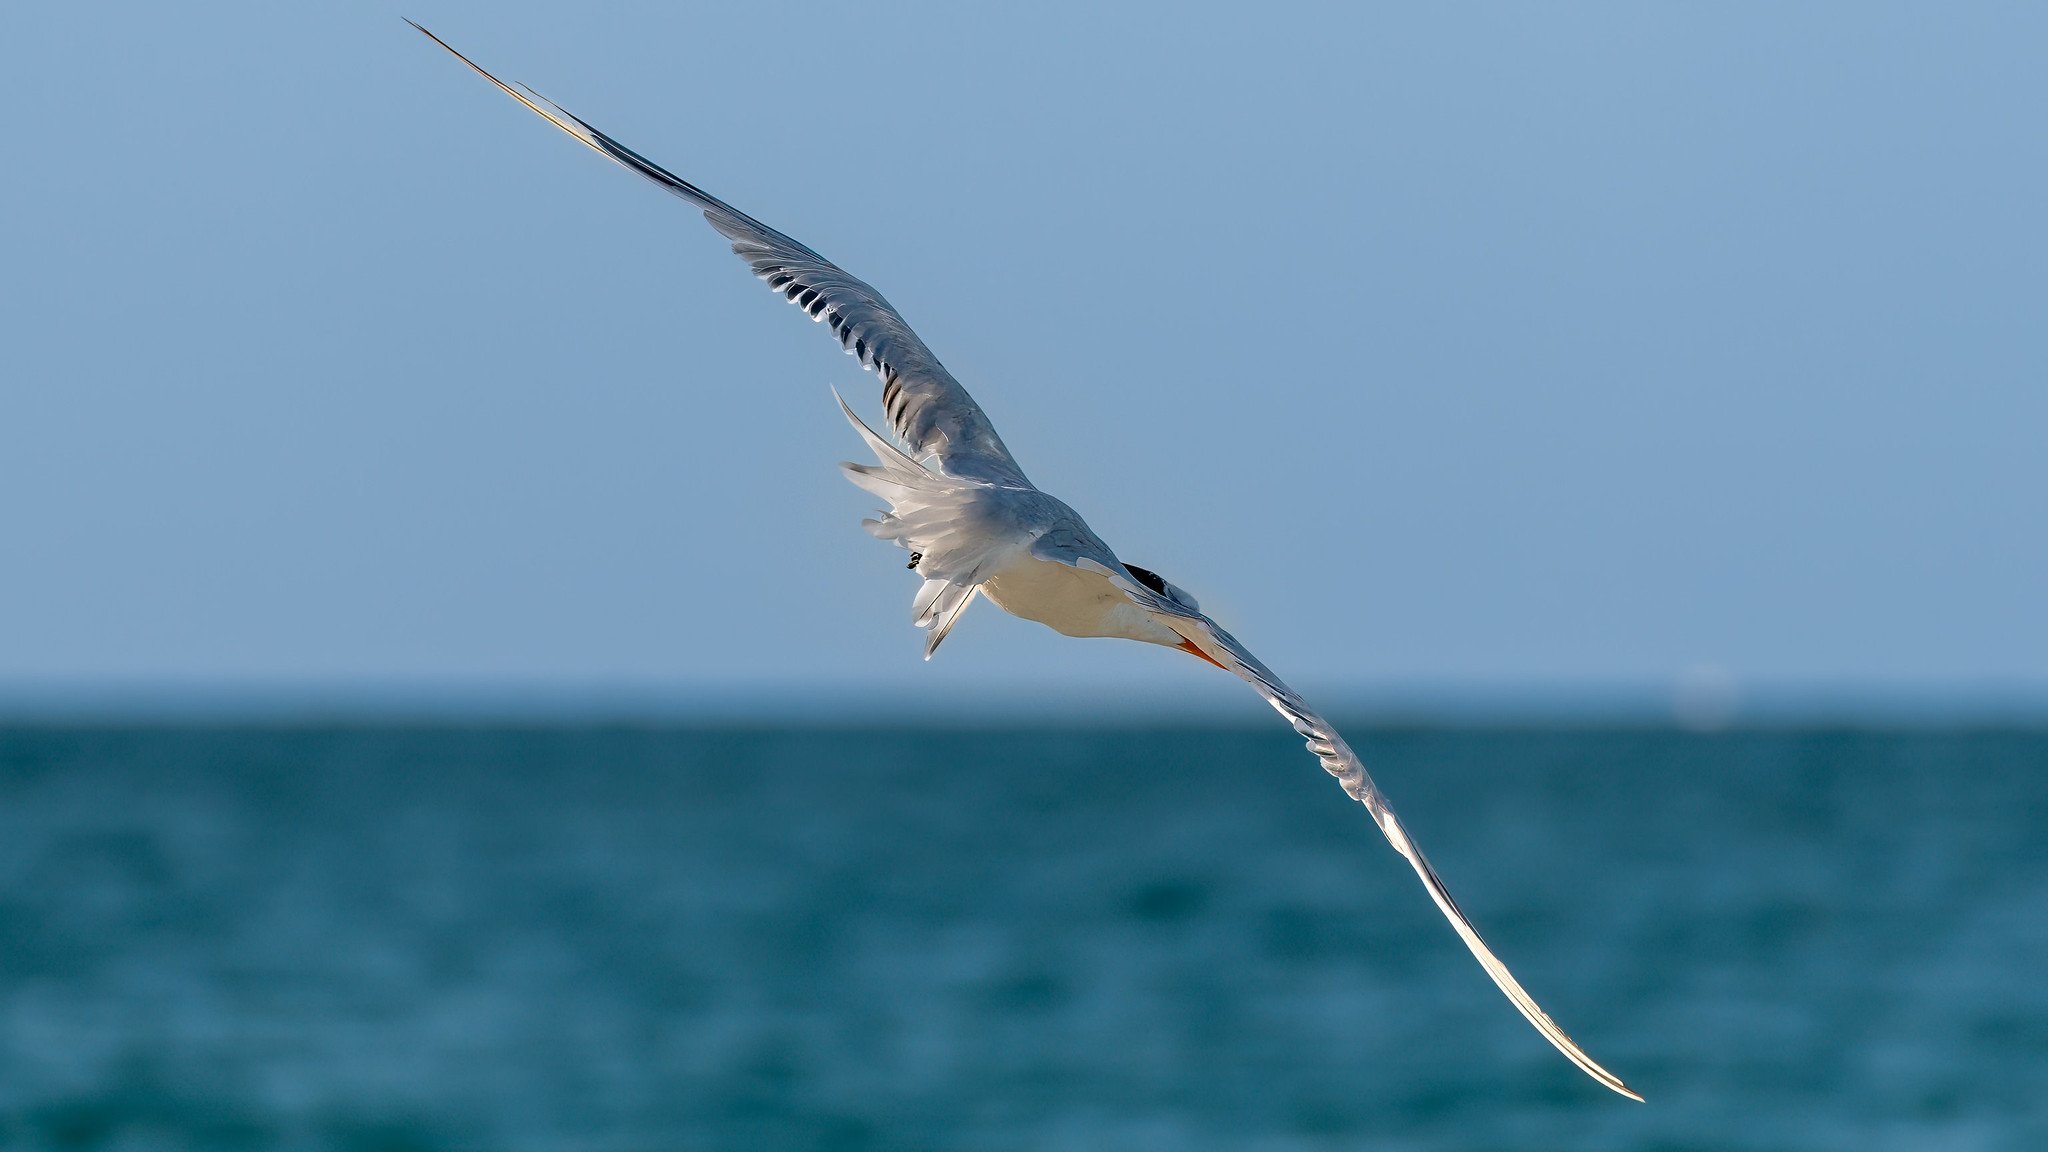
[4,676,2046,730]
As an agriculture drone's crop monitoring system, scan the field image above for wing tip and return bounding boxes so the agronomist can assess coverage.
[1592,1066,1646,1101]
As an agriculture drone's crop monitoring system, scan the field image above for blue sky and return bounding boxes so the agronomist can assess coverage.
[2,4,2043,713]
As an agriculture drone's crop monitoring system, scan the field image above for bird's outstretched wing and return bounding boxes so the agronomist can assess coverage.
[1112,586,1643,1099]
[409,23,1031,487]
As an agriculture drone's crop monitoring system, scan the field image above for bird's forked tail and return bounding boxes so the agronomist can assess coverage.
[834,390,994,658]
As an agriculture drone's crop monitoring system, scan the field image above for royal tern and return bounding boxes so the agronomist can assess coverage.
[411,23,1640,1101]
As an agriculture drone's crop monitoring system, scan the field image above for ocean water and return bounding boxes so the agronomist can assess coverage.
[0,723,2042,1150]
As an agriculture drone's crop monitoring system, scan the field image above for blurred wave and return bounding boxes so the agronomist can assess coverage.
[1,724,2043,1150]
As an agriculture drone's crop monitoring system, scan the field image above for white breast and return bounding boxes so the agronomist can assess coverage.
[980,553,1182,644]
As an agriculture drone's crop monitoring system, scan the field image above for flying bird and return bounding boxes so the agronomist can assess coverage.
[410,23,1640,1101]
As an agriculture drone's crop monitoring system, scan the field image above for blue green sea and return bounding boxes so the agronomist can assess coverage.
[2,723,2043,1150]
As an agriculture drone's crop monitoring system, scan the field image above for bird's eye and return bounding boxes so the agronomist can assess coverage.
[1124,564,1170,596]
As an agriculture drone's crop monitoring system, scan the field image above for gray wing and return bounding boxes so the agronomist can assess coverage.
[411,23,1030,487]
[1108,584,1643,1100]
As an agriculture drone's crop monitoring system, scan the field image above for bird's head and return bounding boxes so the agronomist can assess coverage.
[1124,563,1229,669]
[1123,563,1199,613]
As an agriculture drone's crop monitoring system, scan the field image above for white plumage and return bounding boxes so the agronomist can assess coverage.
[412,22,1641,1102]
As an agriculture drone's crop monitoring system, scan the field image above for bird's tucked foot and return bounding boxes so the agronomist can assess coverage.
[907,551,923,570]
